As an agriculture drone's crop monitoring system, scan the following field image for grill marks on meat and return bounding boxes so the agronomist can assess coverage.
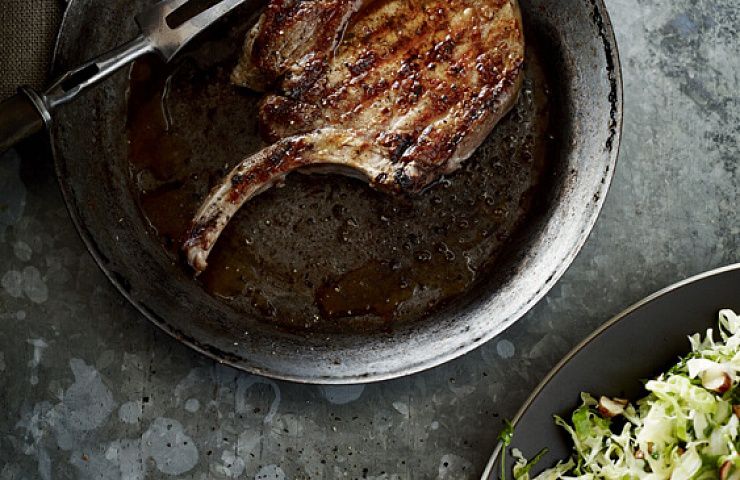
[184,0,524,272]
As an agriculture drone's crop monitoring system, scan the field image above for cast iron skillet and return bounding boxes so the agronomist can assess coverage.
[483,264,740,479]
[43,0,621,383]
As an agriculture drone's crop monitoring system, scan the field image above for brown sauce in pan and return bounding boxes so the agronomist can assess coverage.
[126,13,558,333]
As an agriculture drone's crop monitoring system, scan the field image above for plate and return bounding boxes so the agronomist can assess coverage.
[482,263,740,479]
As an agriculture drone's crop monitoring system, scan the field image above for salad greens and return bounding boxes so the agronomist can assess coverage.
[511,309,740,480]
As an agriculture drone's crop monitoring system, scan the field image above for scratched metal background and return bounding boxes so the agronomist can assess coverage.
[0,0,738,478]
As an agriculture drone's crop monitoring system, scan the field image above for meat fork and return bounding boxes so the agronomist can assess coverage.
[0,0,259,154]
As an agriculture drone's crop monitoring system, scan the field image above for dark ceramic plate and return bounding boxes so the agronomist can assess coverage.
[482,264,740,479]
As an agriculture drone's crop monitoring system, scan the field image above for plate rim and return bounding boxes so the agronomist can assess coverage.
[481,262,740,479]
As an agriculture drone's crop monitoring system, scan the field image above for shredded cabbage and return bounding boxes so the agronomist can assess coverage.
[512,309,740,480]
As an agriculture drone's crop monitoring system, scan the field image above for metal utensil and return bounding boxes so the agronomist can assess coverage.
[0,0,258,154]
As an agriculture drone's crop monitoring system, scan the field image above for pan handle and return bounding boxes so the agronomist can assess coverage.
[0,88,46,155]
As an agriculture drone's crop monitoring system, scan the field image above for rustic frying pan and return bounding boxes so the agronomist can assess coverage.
[2,0,621,383]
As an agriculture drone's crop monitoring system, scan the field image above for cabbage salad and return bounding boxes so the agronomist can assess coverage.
[509,309,740,480]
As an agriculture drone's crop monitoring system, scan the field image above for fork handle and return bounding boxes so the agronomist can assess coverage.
[0,36,154,156]
[43,35,153,111]
[0,88,46,155]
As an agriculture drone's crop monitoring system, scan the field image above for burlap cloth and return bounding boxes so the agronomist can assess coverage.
[0,0,65,98]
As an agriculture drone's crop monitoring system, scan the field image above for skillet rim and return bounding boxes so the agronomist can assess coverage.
[480,263,740,479]
[47,0,624,384]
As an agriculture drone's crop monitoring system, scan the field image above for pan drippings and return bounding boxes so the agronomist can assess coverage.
[126,15,558,334]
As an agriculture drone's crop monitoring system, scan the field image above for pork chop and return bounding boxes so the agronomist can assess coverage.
[184,0,525,272]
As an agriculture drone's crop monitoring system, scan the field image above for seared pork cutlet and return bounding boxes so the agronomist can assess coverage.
[185,0,525,272]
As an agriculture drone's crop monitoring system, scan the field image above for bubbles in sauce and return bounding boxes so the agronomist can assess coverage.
[126,12,559,334]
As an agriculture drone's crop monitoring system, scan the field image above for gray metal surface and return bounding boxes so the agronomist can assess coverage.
[45,0,621,383]
[0,0,737,478]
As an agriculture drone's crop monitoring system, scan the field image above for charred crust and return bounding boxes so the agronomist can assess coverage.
[392,139,415,163]
[231,174,245,187]
[265,153,283,168]
[378,132,416,163]
[347,50,378,77]
[363,79,389,99]
[267,142,295,168]
[183,217,218,249]
[374,173,389,184]
[259,96,321,142]
[230,172,256,188]
[270,139,310,169]
[227,170,258,203]
[428,36,456,63]
[393,170,415,191]
[397,53,421,80]
[283,56,329,99]
[449,63,465,75]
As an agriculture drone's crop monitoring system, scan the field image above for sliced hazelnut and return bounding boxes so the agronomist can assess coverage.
[598,396,628,418]
[720,460,732,480]
[703,371,732,394]
[733,405,740,418]
[647,442,654,455]
[634,450,645,460]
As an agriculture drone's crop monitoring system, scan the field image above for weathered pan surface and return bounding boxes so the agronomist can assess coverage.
[50,0,621,383]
